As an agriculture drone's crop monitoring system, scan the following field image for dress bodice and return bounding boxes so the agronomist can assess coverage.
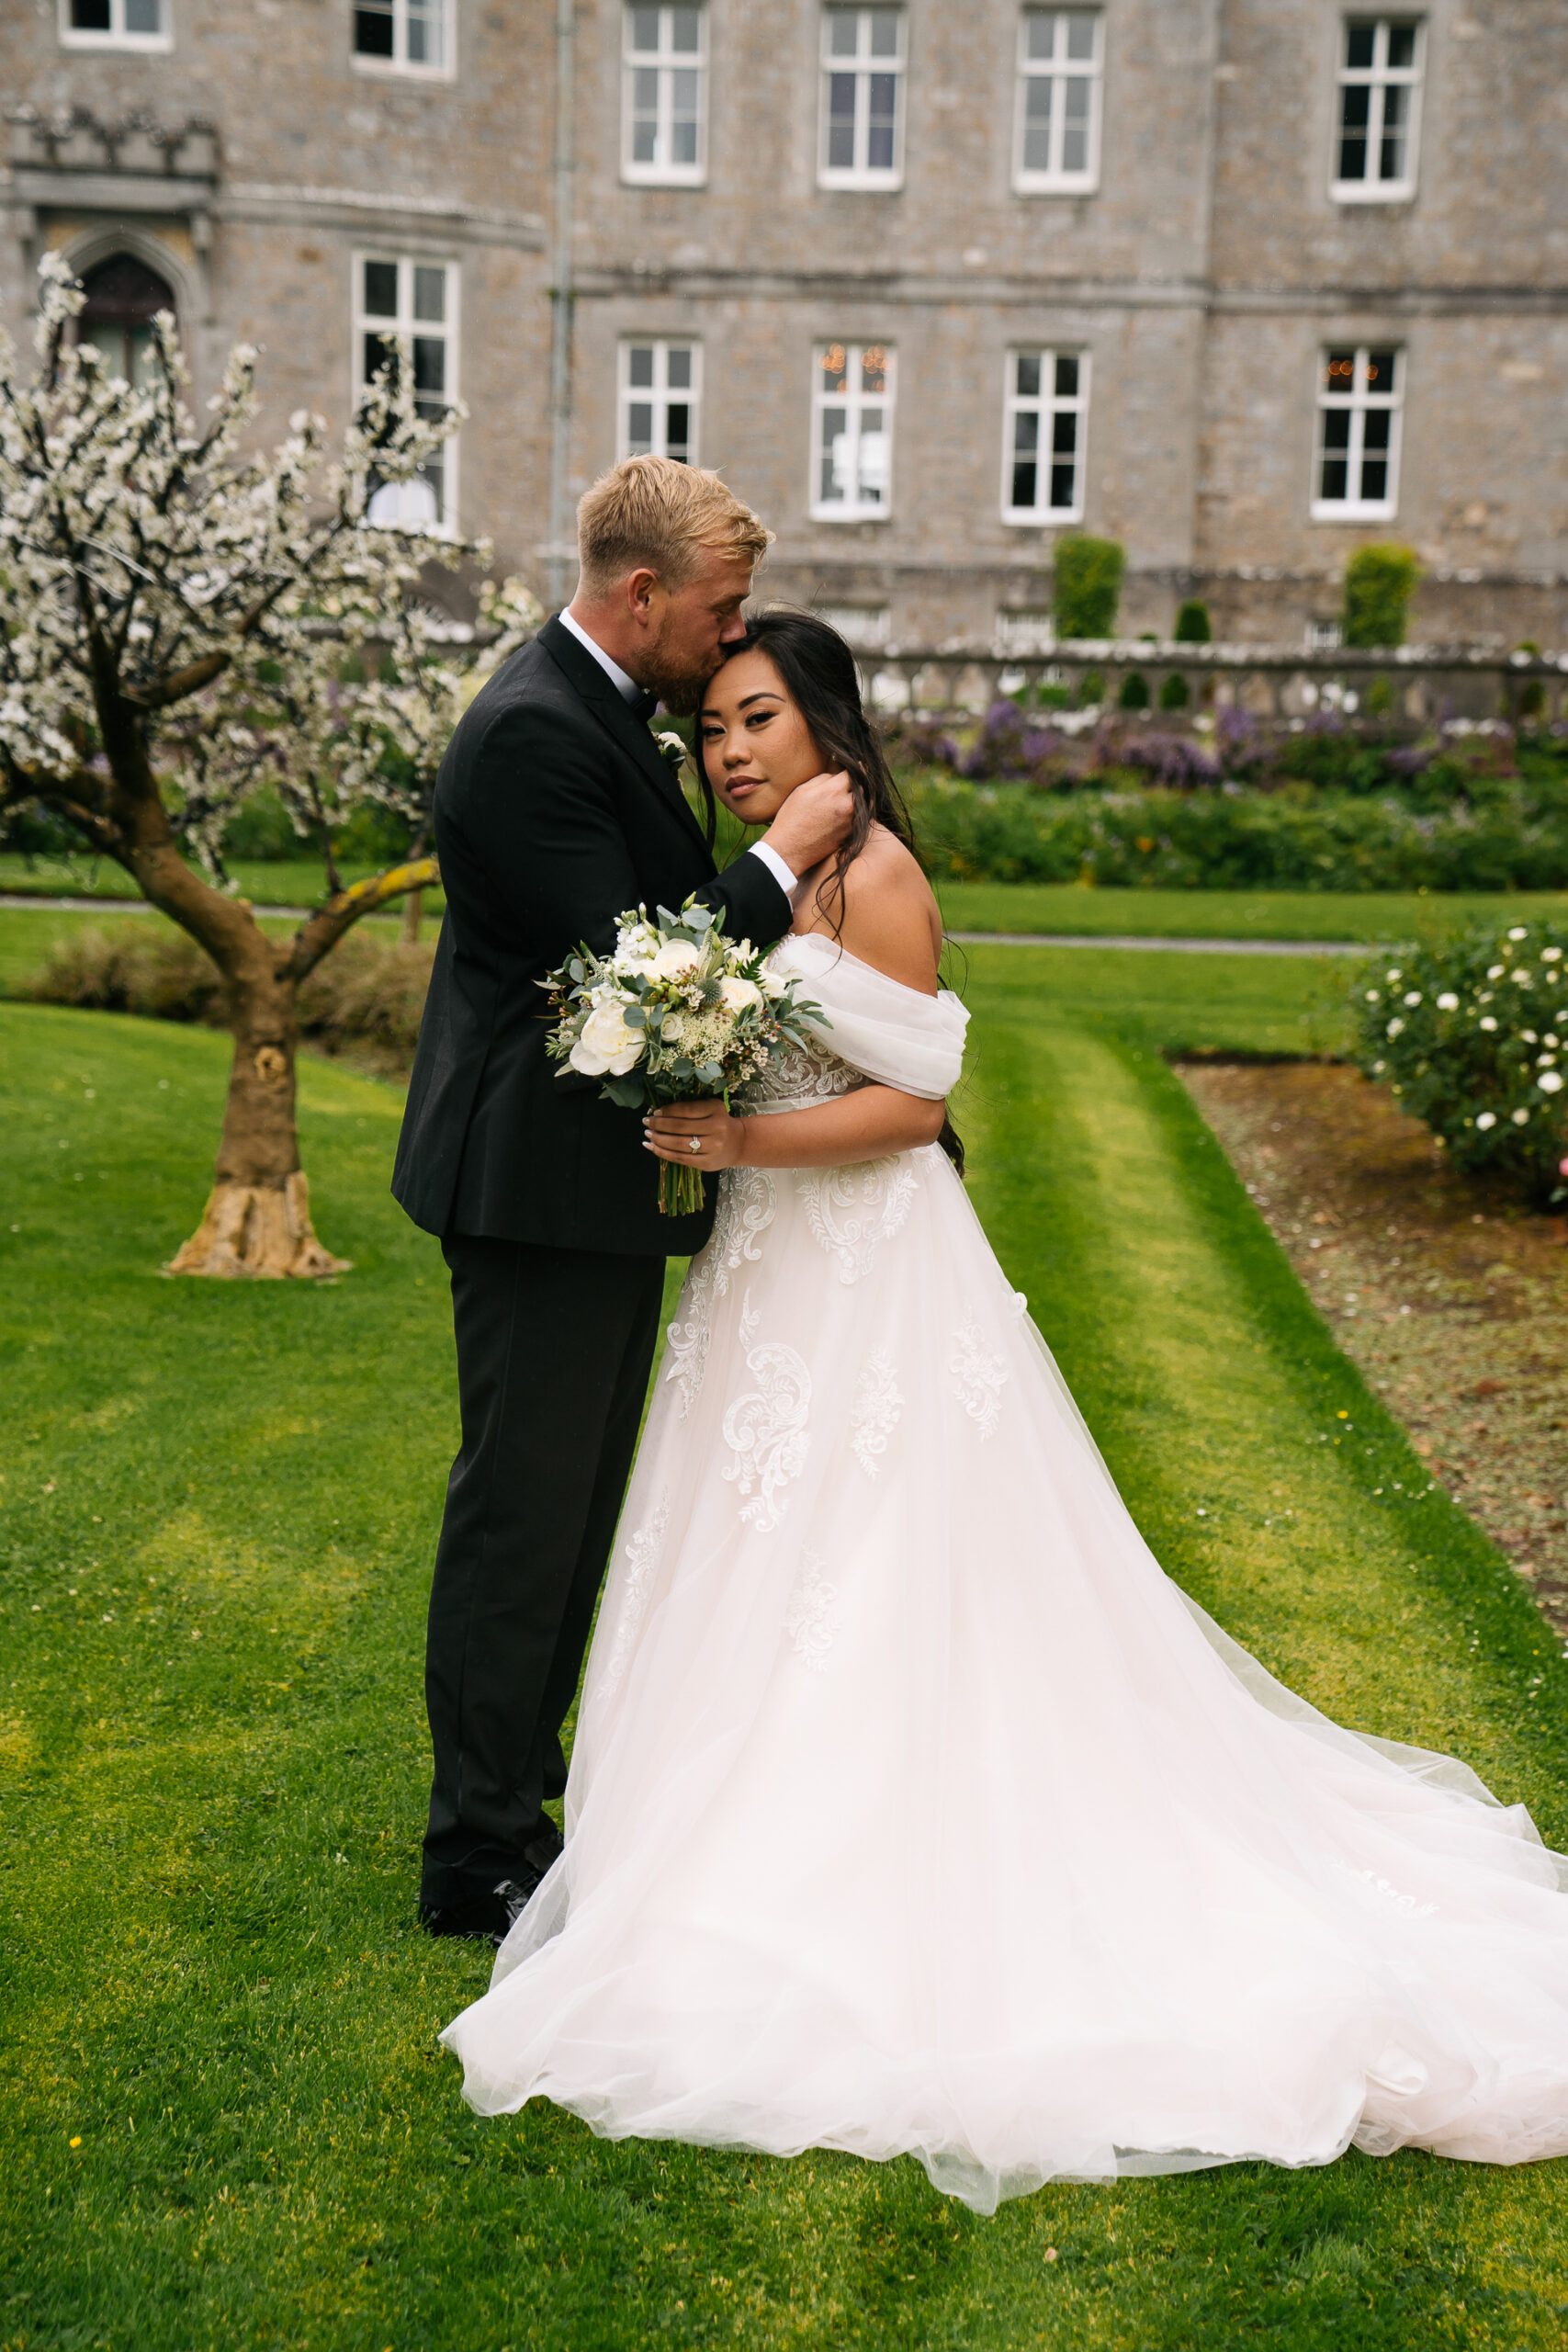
[738,932,969,1117]
[738,1032,867,1117]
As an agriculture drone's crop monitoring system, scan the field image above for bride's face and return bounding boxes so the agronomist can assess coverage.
[699,649,823,826]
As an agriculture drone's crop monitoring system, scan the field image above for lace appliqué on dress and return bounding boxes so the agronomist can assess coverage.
[949,1320,1008,1442]
[784,1551,840,1672]
[663,1168,777,1419]
[1344,1865,1439,1918]
[721,1298,812,1533]
[742,1035,866,1114]
[850,1350,904,1479]
[600,1491,670,1695]
[799,1157,919,1285]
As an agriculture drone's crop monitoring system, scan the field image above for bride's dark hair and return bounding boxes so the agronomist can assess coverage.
[696,606,964,1175]
[694,608,913,907]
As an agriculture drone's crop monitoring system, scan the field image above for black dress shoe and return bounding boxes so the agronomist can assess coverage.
[421,1872,538,1948]
[420,1831,565,1948]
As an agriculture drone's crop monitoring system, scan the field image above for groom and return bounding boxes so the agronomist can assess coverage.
[393,457,852,1942]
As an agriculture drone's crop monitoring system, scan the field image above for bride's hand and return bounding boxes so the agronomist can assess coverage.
[643,1098,749,1172]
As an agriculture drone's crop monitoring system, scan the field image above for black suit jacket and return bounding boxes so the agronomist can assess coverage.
[391,616,793,1256]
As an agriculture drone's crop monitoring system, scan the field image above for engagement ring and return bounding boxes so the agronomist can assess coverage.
[688,1136,701,1153]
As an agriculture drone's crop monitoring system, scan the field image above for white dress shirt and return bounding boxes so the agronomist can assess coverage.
[556,607,797,900]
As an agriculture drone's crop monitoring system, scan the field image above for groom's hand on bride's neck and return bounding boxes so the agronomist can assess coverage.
[762,770,854,876]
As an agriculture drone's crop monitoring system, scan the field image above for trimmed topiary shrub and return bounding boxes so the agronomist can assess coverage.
[1052,536,1124,639]
[1342,544,1422,649]
[1348,922,1568,1204]
[1117,671,1150,710]
[1157,672,1190,709]
[1173,600,1212,643]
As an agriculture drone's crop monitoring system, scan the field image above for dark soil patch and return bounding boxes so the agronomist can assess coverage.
[1180,1058,1568,1643]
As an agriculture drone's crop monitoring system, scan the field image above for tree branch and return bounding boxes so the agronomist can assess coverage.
[288,857,440,981]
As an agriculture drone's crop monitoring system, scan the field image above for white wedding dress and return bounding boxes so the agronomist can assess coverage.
[444,932,1568,2212]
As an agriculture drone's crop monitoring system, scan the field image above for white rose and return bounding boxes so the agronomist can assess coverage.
[1475,1111,1497,1130]
[1513,1107,1531,1124]
[653,940,702,981]
[1539,1069,1564,1092]
[1508,926,1529,941]
[1479,1016,1498,1032]
[717,975,763,1012]
[1543,946,1562,962]
[1364,989,1381,1004]
[1402,990,1422,1007]
[1436,992,1459,1011]
[660,1011,686,1046]
[569,1000,646,1076]
[1385,1017,1404,1039]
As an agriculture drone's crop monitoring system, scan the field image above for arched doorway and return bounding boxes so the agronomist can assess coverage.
[76,254,176,385]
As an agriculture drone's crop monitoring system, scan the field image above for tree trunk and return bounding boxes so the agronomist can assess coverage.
[166,950,350,1280]
[401,885,424,944]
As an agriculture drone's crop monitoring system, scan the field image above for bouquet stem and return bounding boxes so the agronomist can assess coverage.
[658,1159,706,1217]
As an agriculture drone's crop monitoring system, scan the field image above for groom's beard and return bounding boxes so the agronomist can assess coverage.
[637,616,720,716]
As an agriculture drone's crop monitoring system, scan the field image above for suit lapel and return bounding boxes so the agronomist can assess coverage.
[538,617,712,860]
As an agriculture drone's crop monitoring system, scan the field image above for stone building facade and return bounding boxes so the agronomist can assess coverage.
[4,0,1564,651]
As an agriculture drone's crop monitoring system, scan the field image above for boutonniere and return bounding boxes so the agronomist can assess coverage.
[654,729,689,771]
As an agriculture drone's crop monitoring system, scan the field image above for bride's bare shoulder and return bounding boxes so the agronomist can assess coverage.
[801,825,942,995]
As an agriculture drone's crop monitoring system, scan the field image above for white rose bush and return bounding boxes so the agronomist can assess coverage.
[1350,922,1568,1203]
[544,899,822,1215]
[0,251,539,1275]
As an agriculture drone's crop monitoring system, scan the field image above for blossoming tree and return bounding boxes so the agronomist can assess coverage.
[0,254,537,1276]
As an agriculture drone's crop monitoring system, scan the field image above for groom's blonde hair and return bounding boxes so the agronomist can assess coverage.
[575,455,771,599]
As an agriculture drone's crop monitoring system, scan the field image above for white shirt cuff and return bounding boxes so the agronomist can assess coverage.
[747,842,797,898]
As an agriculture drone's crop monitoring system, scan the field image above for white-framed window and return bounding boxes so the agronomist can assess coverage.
[811,343,895,520]
[354,254,459,530]
[622,6,707,185]
[1001,349,1089,523]
[819,8,906,189]
[814,605,891,650]
[1332,18,1423,200]
[60,0,171,50]
[353,0,452,77]
[993,610,1057,656]
[1312,345,1403,519]
[618,341,701,463]
[1014,10,1103,193]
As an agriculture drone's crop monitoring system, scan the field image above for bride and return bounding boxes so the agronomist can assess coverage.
[442,610,1568,2212]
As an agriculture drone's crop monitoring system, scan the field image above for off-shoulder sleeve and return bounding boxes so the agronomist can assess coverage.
[772,933,968,1100]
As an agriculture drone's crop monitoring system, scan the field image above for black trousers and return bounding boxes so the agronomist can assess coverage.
[421,1232,666,1911]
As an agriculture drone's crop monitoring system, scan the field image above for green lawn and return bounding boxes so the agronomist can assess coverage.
[4,952,1568,2349]
[937,880,1568,944]
[0,905,422,1003]
[9,847,1568,951]
[0,853,447,919]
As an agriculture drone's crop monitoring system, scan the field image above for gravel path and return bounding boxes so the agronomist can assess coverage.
[1183,1057,1568,1645]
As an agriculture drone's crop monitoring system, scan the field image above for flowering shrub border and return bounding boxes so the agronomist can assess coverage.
[1348,922,1568,1203]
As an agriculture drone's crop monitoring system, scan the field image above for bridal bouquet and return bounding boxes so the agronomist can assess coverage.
[543,899,822,1214]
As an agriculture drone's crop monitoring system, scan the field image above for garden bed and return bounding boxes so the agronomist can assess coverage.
[1182,1057,1568,1640]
